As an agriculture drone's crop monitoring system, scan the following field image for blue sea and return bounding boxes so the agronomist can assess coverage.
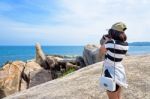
[0,46,150,67]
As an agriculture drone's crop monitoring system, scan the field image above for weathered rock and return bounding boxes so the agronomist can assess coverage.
[46,56,58,68]
[65,62,79,70]
[76,56,86,68]
[60,58,75,63]
[1,43,85,98]
[46,55,81,78]
[35,43,49,69]
[0,61,26,98]
[83,44,104,65]
[48,56,64,62]
[4,55,150,99]
[0,60,54,98]
[0,43,106,98]
[23,61,52,88]
[35,43,59,71]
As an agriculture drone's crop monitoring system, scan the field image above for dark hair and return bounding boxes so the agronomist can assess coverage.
[108,29,127,42]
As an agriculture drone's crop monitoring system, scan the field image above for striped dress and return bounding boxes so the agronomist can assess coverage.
[103,39,129,88]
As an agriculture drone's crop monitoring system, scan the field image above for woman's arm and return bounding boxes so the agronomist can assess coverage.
[99,35,110,60]
[100,45,107,55]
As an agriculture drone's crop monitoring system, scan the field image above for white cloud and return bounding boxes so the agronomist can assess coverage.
[57,0,150,42]
[0,0,150,45]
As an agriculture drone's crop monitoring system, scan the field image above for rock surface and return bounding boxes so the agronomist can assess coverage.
[4,55,150,99]
[0,61,53,98]
[83,44,104,65]
[23,61,52,88]
[35,43,49,69]
[0,61,26,98]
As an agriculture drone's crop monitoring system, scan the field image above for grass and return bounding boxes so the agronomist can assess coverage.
[62,67,76,76]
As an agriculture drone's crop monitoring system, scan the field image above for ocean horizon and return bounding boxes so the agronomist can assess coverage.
[0,45,150,67]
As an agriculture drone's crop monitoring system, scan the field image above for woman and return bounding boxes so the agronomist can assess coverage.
[100,22,128,99]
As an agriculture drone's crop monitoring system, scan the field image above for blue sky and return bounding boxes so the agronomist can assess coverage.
[0,0,150,45]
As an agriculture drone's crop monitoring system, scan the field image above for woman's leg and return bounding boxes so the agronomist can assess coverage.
[117,87,122,99]
[106,87,122,99]
[104,70,122,99]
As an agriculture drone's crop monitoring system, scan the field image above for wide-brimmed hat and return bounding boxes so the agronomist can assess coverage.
[111,22,127,32]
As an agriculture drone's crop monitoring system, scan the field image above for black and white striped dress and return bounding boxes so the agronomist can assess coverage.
[104,39,129,88]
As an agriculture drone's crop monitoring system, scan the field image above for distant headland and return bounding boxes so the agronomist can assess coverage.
[129,42,150,46]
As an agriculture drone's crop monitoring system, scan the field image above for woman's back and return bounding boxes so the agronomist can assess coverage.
[104,39,128,66]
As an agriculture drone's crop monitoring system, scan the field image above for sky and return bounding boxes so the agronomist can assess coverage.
[0,0,150,46]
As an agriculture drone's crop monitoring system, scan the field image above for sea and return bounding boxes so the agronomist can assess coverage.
[0,46,150,67]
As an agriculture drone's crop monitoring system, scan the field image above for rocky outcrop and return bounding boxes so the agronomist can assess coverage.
[0,43,106,98]
[4,55,150,99]
[0,61,26,98]
[35,43,80,79]
[83,44,104,65]
[1,43,105,98]
[0,61,53,99]
[35,43,49,69]
[0,43,83,98]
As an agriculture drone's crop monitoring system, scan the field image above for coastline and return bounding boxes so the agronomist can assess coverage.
[1,53,150,68]
[0,46,84,67]
[4,54,150,99]
[1,45,150,67]
[1,43,150,98]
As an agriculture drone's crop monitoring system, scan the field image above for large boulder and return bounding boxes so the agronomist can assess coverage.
[24,61,52,88]
[83,44,104,65]
[0,61,26,98]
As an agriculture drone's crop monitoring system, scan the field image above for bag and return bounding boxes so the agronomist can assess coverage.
[99,75,116,91]
[99,39,116,91]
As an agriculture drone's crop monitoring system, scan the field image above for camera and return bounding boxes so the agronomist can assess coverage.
[100,34,111,45]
